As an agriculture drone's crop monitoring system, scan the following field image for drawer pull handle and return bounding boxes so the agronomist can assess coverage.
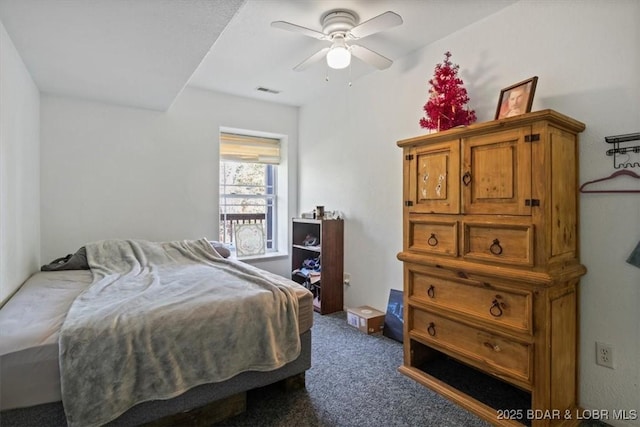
[427,322,436,336]
[427,285,435,298]
[462,171,472,186]
[490,299,504,317]
[427,233,438,247]
[484,342,502,352]
[489,239,503,255]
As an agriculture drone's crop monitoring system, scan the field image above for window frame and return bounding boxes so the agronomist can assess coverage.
[218,128,289,260]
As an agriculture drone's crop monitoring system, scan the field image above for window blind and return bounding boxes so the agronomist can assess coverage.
[220,133,280,164]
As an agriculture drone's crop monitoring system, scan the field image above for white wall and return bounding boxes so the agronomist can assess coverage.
[0,20,40,304]
[298,1,639,425]
[40,87,298,277]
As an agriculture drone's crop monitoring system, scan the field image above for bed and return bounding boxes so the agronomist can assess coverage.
[0,238,313,426]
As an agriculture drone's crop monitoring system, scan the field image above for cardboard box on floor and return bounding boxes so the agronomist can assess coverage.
[347,306,385,334]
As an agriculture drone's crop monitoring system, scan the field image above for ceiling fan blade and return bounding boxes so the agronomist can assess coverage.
[349,11,403,39]
[271,21,328,40]
[350,44,393,70]
[293,47,331,71]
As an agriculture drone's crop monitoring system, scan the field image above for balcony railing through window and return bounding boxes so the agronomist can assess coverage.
[219,212,274,249]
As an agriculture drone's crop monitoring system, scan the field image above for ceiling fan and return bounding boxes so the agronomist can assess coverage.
[271,9,403,71]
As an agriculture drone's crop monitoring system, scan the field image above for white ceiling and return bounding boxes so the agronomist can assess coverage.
[0,0,517,110]
[0,0,244,111]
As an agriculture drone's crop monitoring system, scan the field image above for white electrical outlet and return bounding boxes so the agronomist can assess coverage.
[343,273,351,286]
[596,342,614,369]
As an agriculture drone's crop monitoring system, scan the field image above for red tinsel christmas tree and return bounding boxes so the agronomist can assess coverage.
[419,51,476,131]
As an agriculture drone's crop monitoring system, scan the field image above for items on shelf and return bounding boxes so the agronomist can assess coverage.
[292,256,321,298]
[302,234,318,246]
[300,208,344,220]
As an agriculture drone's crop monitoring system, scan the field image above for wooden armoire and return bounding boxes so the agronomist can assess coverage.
[397,110,586,426]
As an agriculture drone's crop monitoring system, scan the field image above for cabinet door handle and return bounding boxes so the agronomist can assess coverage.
[462,171,472,186]
[427,233,438,247]
[427,322,436,336]
[489,299,504,317]
[489,239,503,255]
[427,285,435,298]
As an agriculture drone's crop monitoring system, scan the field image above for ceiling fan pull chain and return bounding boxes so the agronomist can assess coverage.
[349,62,353,87]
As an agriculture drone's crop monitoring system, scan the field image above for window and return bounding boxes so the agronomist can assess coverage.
[219,132,280,255]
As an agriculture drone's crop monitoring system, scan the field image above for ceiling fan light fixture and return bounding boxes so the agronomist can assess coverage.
[326,34,351,69]
[326,45,351,69]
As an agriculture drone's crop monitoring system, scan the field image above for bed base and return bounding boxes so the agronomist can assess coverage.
[108,329,311,426]
[143,392,247,426]
[144,372,306,427]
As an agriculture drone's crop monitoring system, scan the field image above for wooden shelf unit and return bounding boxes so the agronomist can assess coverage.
[291,218,344,314]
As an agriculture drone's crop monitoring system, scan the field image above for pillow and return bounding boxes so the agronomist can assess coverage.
[209,241,231,258]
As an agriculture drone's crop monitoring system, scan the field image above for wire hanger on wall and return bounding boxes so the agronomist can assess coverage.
[579,169,640,194]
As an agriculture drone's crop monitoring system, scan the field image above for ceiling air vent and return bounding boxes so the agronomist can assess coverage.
[256,86,280,94]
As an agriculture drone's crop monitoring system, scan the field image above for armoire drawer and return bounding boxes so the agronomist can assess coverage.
[408,217,458,256]
[408,267,532,334]
[462,221,534,266]
[411,309,532,386]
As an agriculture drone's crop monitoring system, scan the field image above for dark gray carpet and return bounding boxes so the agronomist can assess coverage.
[0,311,610,427]
[221,311,489,427]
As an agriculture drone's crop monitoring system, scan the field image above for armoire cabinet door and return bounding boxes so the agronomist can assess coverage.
[407,140,460,214]
[461,128,532,216]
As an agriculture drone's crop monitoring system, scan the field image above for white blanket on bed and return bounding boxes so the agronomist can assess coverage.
[59,238,301,427]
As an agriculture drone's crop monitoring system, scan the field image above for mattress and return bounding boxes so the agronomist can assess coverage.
[0,268,313,411]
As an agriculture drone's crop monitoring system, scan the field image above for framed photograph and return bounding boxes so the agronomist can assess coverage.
[495,76,538,120]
